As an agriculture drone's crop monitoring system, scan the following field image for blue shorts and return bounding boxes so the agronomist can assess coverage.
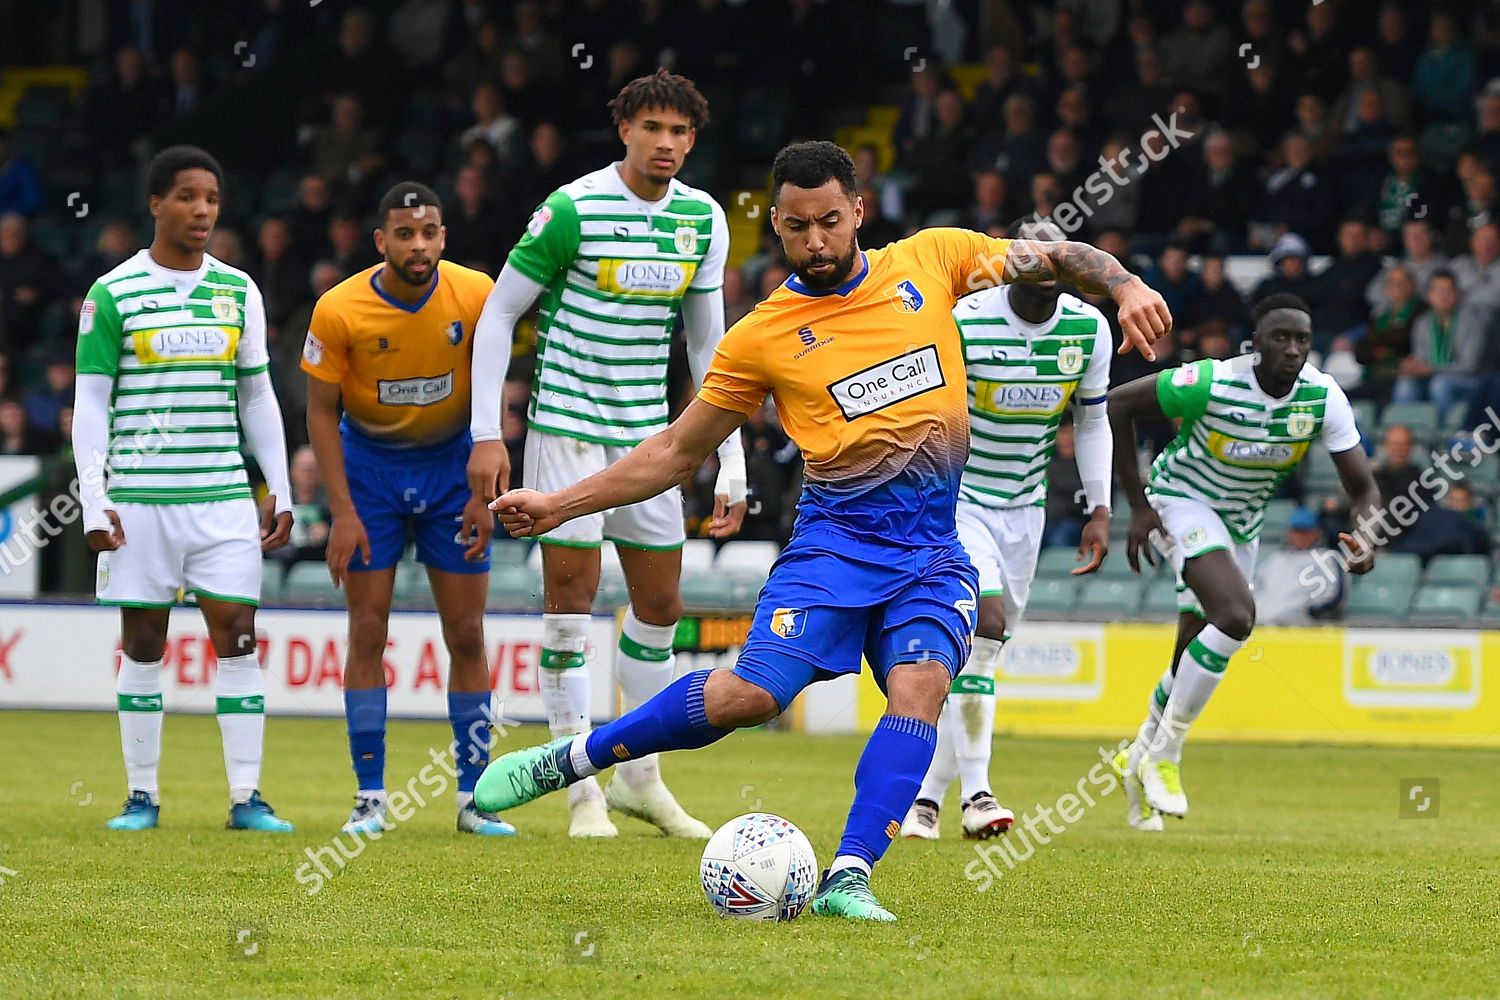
[341,422,489,575]
[732,527,978,711]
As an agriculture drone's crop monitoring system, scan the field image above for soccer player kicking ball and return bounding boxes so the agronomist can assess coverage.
[901,219,1114,842]
[477,141,1169,920]
[303,183,515,838]
[468,70,746,839]
[74,146,295,832]
[1109,294,1380,829]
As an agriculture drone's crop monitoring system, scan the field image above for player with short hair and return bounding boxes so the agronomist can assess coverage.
[468,69,746,839]
[303,182,514,838]
[901,219,1114,842]
[74,145,295,832]
[476,140,1169,919]
[1109,293,1380,829]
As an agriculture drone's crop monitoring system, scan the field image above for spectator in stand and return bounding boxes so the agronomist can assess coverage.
[1396,271,1486,415]
[970,94,1043,188]
[1043,419,1086,548]
[319,8,400,124]
[1236,0,1287,78]
[853,144,904,226]
[1043,129,1088,202]
[287,174,334,261]
[1377,136,1441,241]
[740,402,799,544]
[1368,218,1448,310]
[1142,242,1201,327]
[858,185,905,250]
[895,65,944,156]
[722,268,753,328]
[0,212,59,357]
[0,130,42,218]
[459,83,522,166]
[1334,88,1401,216]
[1176,128,1258,253]
[1254,131,1336,252]
[1180,254,1248,355]
[276,260,344,450]
[510,0,566,83]
[1373,424,1426,508]
[387,0,453,73]
[0,354,10,400]
[1225,61,1296,159]
[1294,93,1337,162]
[1332,48,1413,136]
[1160,0,1235,100]
[1412,11,1477,126]
[1253,508,1348,625]
[1054,86,1103,163]
[1104,49,1171,136]
[1311,220,1383,345]
[512,121,572,213]
[278,445,332,565]
[1388,481,1491,561]
[1462,306,1500,428]
[22,350,74,433]
[163,48,209,118]
[207,226,246,268]
[1029,172,1062,221]
[1375,3,1423,86]
[1076,135,1139,236]
[445,19,504,108]
[1286,0,1343,101]
[904,89,974,221]
[1445,157,1498,254]
[1449,222,1500,313]
[959,170,1010,237]
[444,165,510,273]
[1359,266,1421,407]
[1047,46,1097,116]
[248,217,308,334]
[1254,232,1316,301]
[305,94,387,199]
[326,213,378,277]
[0,397,55,456]
[1474,82,1500,176]
[69,218,135,295]
[83,47,159,155]
[971,45,1033,133]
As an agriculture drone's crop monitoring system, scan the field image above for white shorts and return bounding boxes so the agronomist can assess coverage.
[523,429,685,550]
[954,501,1045,628]
[1148,495,1259,616]
[96,499,263,607]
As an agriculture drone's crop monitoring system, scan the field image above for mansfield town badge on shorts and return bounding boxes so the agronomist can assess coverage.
[674,225,699,255]
[1057,344,1084,375]
[770,608,806,640]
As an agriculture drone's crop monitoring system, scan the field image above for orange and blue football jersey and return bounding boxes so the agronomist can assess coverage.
[302,261,494,447]
[700,228,1012,546]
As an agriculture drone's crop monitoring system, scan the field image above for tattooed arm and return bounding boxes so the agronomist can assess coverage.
[1004,239,1172,360]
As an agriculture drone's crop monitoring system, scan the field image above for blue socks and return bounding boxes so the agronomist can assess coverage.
[344,687,387,793]
[835,714,938,868]
[448,691,492,795]
[583,670,729,771]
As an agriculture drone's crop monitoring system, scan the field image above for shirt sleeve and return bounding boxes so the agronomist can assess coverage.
[688,199,729,293]
[696,316,770,417]
[505,189,581,285]
[235,279,270,374]
[75,282,123,377]
[1078,307,1113,402]
[1155,359,1214,421]
[920,228,1013,299]
[1320,380,1363,453]
[300,292,349,385]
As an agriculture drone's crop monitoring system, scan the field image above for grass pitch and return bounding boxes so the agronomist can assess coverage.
[1,710,1497,999]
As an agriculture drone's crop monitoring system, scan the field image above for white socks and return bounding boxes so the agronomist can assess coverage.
[919,636,1004,805]
[116,655,164,801]
[613,609,677,790]
[541,613,601,805]
[215,653,266,803]
[1149,625,1242,763]
[916,709,958,803]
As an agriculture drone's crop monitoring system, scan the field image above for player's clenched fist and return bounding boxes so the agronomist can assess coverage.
[490,488,561,538]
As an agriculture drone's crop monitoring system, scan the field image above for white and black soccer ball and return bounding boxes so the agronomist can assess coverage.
[700,812,818,922]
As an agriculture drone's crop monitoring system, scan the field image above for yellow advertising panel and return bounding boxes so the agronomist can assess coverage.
[852,623,1500,748]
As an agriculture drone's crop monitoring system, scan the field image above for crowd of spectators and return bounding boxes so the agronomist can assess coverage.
[3,0,1500,590]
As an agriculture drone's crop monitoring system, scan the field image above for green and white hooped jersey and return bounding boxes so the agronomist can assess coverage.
[76,249,268,505]
[1147,355,1361,543]
[506,163,728,445]
[957,287,1112,508]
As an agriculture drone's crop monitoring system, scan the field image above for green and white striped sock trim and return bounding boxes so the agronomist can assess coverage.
[541,648,587,670]
[1186,637,1231,674]
[617,632,672,662]
[950,675,996,695]
[117,693,163,712]
[216,695,264,714]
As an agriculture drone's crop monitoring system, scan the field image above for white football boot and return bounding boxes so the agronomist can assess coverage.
[900,799,941,840]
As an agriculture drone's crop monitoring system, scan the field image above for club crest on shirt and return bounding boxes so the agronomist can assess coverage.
[446,320,463,345]
[674,225,699,255]
[1057,344,1084,375]
[1286,409,1316,437]
[892,279,924,313]
[211,294,239,323]
[770,608,806,640]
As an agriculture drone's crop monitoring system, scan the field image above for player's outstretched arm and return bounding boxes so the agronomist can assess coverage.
[1107,374,1169,573]
[493,399,747,538]
[1331,447,1382,574]
[1004,240,1171,360]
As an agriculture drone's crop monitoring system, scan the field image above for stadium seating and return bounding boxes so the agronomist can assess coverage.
[1407,585,1483,625]
[281,562,340,604]
[1379,402,1440,441]
[1026,578,1076,615]
[680,539,717,576]
[714,540,780,578]
[1424,554,1493,589]
[1141,579,1181,618]
[1036,546,1082,579]
[1074,579,1141,617]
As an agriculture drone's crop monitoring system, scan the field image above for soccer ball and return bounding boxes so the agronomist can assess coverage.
[700,813,818,922]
